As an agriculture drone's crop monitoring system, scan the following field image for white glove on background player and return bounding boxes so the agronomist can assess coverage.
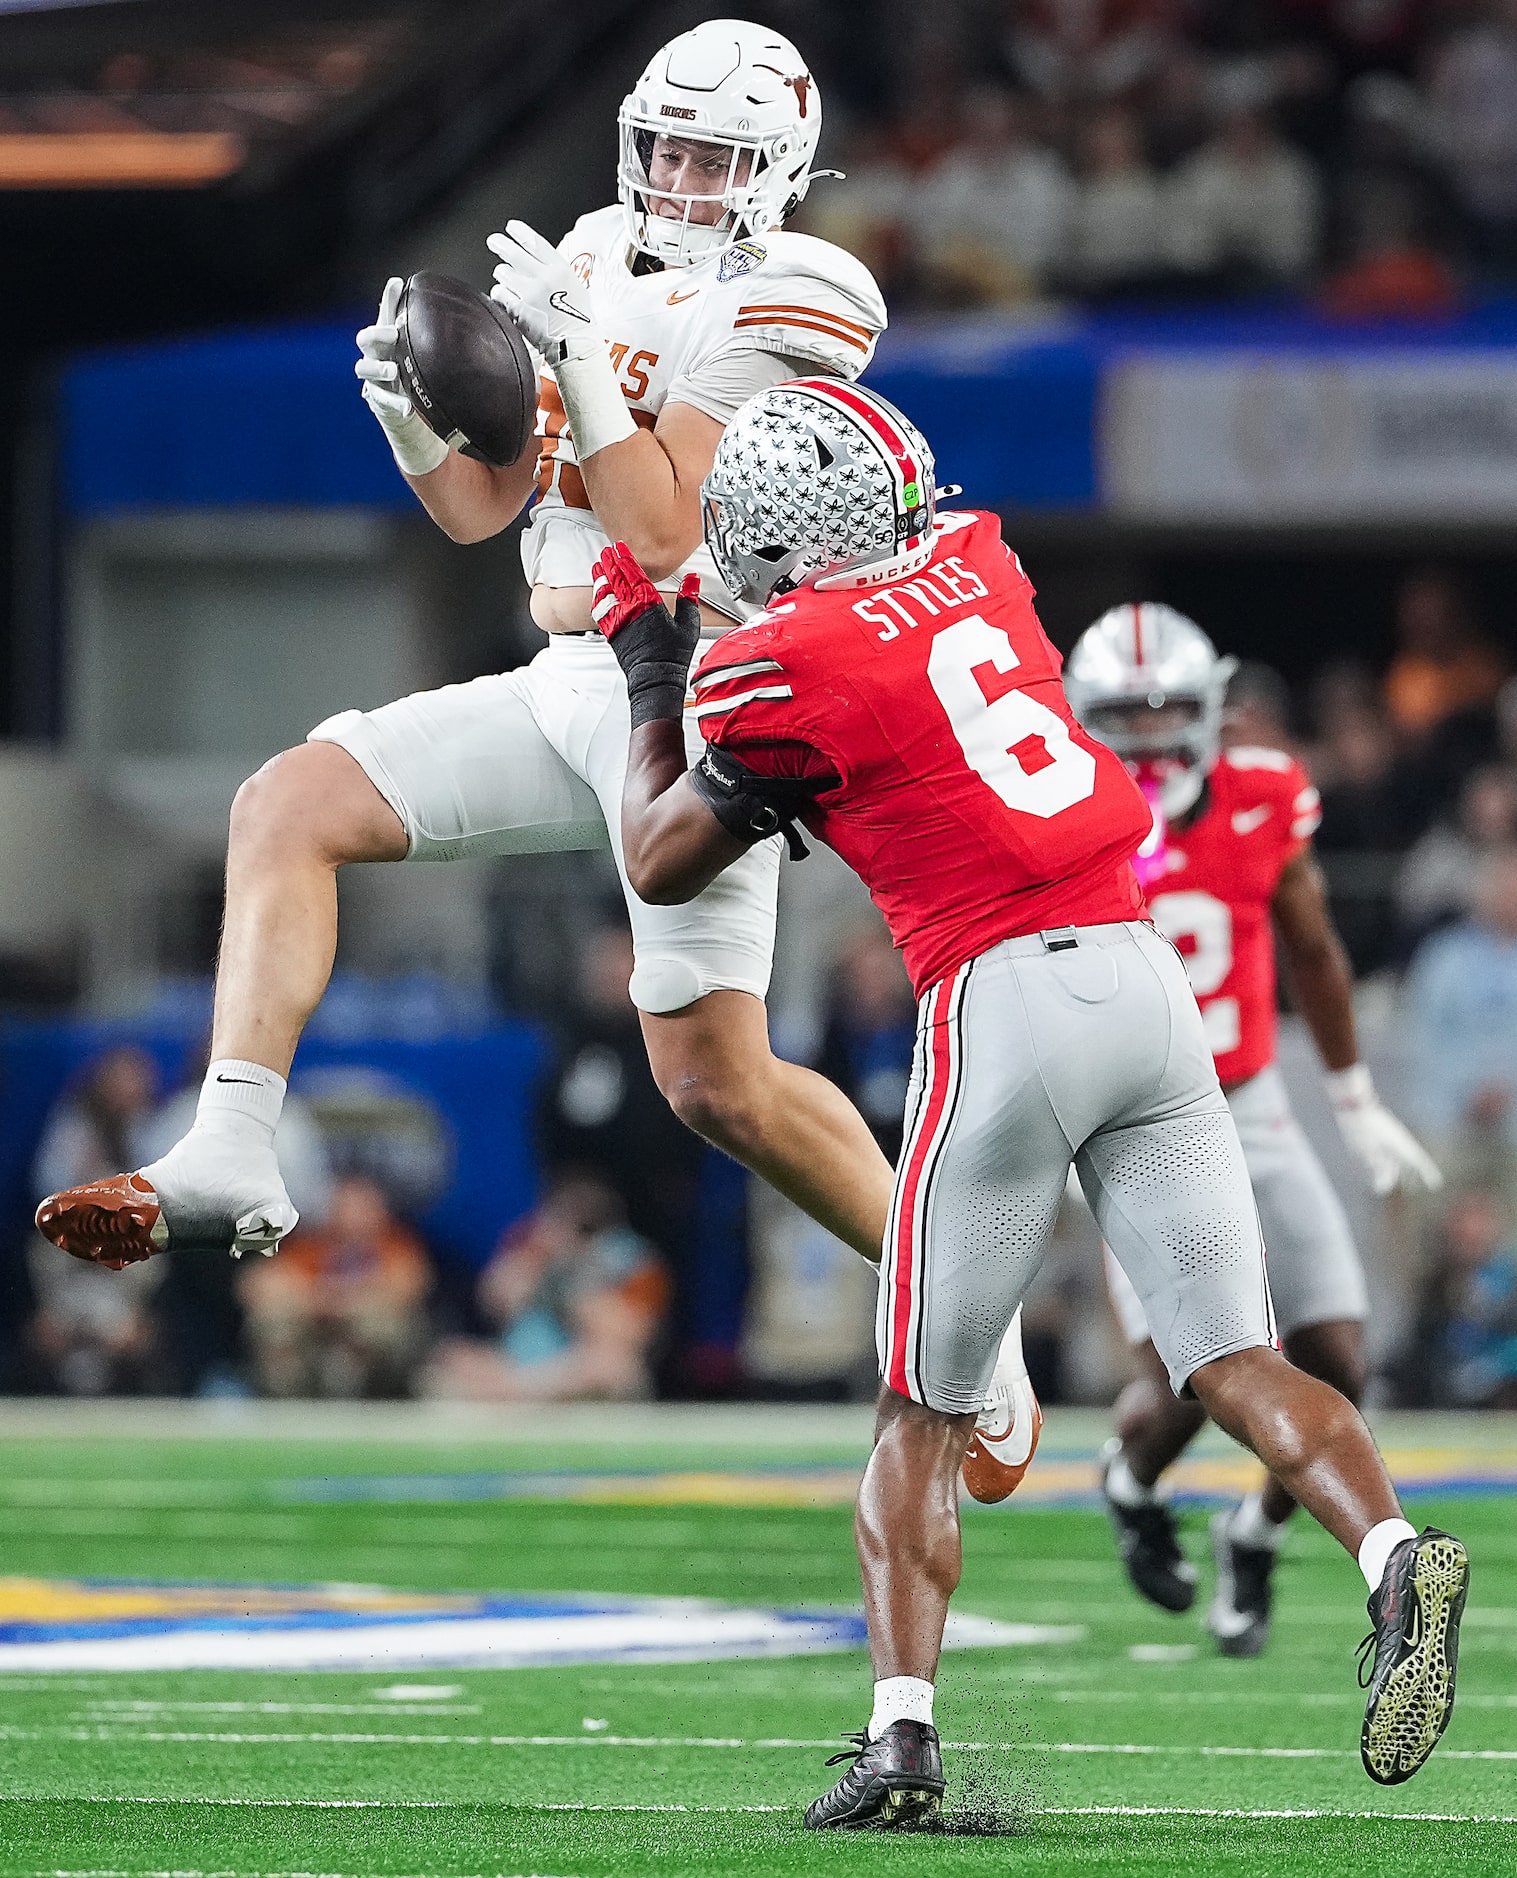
[354,277,450,478]
[487,221,599,366]
[1327,1064,1443,1197]
[487,220,636,463]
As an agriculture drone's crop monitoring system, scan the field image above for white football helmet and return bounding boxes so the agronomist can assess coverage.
[1064,603,1237,818]
[702,379,936,606]
[619,19,823,265]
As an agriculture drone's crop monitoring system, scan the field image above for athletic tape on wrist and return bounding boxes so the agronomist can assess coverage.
[626,663,690,732]
[366,389,450,477]
[1327,1062,1375,1109]
[556,345,638,462]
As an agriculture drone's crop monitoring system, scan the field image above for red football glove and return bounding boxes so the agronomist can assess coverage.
[591,543,701,729]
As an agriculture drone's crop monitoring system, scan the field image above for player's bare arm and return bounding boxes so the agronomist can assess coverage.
[623,733,742,904]
[1271,844,1442,1193]
[581,399,725,580]
[1270,847,1358,1071]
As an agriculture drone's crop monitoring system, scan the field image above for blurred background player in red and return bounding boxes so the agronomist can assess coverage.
[592,379,1465,1821]
[1065,605,1442,1656]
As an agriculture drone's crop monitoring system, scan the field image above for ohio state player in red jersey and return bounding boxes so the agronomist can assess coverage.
[1064,607,1442,1657]
[590,380,1464,1825]
[690,503,1151,989]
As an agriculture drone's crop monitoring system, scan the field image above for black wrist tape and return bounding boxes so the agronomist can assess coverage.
[626,662,690,731]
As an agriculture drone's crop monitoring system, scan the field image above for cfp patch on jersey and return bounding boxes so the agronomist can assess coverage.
[720,240,767,282]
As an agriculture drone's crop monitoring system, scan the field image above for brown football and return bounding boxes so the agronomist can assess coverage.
[394,270,536,469]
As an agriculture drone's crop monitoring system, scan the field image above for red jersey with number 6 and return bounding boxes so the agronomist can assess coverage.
[1142,749,1322,1087]
[691,509,1151,995]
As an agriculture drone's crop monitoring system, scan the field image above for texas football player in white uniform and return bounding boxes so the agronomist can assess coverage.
[35,18,1038,1476]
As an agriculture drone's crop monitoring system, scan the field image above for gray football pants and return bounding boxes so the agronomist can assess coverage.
[878,921,1277,1412]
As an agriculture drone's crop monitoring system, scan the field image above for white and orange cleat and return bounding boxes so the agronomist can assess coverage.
[35,1173,168,1270]
[961,1307,1043,1504]
[36,1129,297,1267]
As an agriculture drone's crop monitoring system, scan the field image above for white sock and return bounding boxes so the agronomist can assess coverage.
[868,1675,934,1739]
[1228,1489,1290,1552]
[1105,1450,1158,1509]
[194,1060,286,1146]
[990,1306,1029,1386]
[1358,1517,1419,1593]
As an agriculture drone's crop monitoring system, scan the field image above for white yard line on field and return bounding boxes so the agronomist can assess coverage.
[8,1728,1516,1761]
[80,1703,483,1718]
[17,1800,1517,1829]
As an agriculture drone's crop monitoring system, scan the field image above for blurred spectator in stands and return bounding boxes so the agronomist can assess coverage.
[1403,846,1517,1159]
[239,1173,431,1398]
[814,918,916,1160]
[1393,1185,1517,1406]
[1309,664,1424,972]
[1320,72,1462,319]
[1166,102,1321,289]
[1144,44,1214,169]
[889,39,967,173]
[1426,0,1517,279]
[1396,763,1517,947]
[27,1047,163,1394]
[536,920,701,1367]
[919,86,1073,304]
[1317,174,1462,318]
[141,1038,334,1395]
[801,124,914,300]
[1222,659,1294,752]
[424,1174,668,1402]
[1005,0,1179,103]
[1059,104,1170,296]
[1383,570,1508,809]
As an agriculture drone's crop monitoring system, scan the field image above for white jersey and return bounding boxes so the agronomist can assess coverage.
[521,205,885,615]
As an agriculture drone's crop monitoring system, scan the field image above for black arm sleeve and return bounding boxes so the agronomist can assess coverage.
[689,744,835,861]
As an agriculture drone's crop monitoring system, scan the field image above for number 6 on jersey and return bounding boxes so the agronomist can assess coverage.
[928,615,1097,819]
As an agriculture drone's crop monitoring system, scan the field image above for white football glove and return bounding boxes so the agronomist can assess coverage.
[1326,1065,1443,1197]
[354,277,449,478]
[487,221,599,367]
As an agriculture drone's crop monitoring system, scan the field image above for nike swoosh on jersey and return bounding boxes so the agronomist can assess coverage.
[548,290,591,322]
[666,288,699,305]
[1231,805,1273,835]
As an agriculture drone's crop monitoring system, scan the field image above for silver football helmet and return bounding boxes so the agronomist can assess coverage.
[1064,603,1237,819]
[702,379,936,607]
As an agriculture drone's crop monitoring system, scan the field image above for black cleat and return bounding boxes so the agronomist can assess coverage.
[1207,1510,1276,1657]
[1359,1527,1469,1785]
[1101,1440,1197,1613]
[803,1720,945,1830]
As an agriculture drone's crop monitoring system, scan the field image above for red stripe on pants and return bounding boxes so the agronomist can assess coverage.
[887,968,960,1397]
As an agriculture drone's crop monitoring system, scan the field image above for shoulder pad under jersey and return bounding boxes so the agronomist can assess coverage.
[706,230,886,377]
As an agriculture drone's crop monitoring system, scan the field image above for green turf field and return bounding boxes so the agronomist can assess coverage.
[0,1403,1512,1877]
